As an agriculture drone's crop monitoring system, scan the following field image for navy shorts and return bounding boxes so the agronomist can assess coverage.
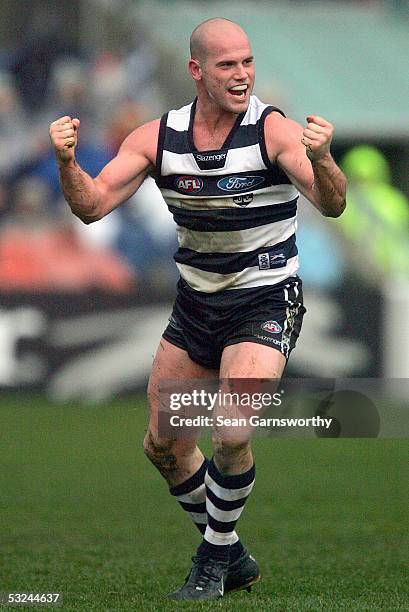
[162,276,306,369]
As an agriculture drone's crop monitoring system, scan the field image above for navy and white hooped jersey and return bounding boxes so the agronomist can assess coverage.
[154,95,299,293]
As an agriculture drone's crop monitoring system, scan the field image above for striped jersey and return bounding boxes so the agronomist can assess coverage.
[155,95,299,293]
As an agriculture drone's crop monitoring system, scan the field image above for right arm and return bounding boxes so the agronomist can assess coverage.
[49,116,160,223]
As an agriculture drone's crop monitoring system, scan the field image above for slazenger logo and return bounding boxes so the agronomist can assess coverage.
[176,176,204,193]
[217,175,265,192]
[196,153,227,162]
[261,321,282,334]
[254,334,282,346]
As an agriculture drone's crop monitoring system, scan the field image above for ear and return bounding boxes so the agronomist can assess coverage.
[188,59,202,81]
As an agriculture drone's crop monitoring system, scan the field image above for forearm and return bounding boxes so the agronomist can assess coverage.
[58,159,103,223]
[310,153,347,218]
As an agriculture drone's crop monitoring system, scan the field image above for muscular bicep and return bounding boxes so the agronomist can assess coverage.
[95,148,151,215]
[268,116,318,208]
[93,120,159,217]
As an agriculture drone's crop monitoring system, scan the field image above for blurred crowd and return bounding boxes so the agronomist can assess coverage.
[297,144,409,292]
[0,7,408,295]
[0,21,177,293]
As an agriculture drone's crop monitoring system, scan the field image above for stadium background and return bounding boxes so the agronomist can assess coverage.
[0,1,408,609]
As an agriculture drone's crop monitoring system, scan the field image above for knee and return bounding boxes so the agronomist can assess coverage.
[143,429,197,472]
[143,429,175,463]
[212,434,251,471]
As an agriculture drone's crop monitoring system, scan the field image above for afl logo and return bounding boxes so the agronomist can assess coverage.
[261,320,282,334]
[176,176,204,193]
[217,175,265,192]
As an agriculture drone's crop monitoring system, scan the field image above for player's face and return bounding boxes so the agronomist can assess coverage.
[199,37,255,113]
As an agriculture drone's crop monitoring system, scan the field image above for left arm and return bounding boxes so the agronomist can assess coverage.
[267,113,347,217]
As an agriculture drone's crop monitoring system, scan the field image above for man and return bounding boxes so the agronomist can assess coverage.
[50,18,346,601]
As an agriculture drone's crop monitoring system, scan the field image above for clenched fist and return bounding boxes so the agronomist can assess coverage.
[49,116,80,164]
[301,115,333,162]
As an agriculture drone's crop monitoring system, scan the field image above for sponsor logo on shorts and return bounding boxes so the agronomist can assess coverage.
[233,193,253,206]
[261,320,282,334]
[254,333,282,346]
[176,176,204,193]
[168,315,182,331]
[217,175,265,192]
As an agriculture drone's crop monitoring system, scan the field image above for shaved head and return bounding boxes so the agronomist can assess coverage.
[190,18,249,63]
[188,17,254,114]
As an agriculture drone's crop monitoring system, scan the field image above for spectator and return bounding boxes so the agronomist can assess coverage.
[42,58,96,130]
[8,11,76,114]
[0,175,136,292]
[338,145,409,280]
[0,71,37,181]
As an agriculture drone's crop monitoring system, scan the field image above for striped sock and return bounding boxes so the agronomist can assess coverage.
[169,459,245,561]
[170,458,209,534]
[198,458,256,560]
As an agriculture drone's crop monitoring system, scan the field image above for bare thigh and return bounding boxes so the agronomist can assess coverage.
[211,342,287,473]
[147,338,218,436]
[144,338,217,485]
[221,342,286,379]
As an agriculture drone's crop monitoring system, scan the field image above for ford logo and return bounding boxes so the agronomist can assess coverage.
[217,175,265,192]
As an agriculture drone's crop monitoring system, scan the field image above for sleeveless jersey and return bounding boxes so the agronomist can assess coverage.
[155,95,299,293]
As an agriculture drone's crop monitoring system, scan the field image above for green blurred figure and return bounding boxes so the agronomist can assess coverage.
[339,145,409,280]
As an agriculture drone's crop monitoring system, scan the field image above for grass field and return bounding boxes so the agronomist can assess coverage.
[0,394,408,611]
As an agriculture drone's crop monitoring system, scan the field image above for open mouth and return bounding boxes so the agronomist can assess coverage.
[228,84,248,98]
